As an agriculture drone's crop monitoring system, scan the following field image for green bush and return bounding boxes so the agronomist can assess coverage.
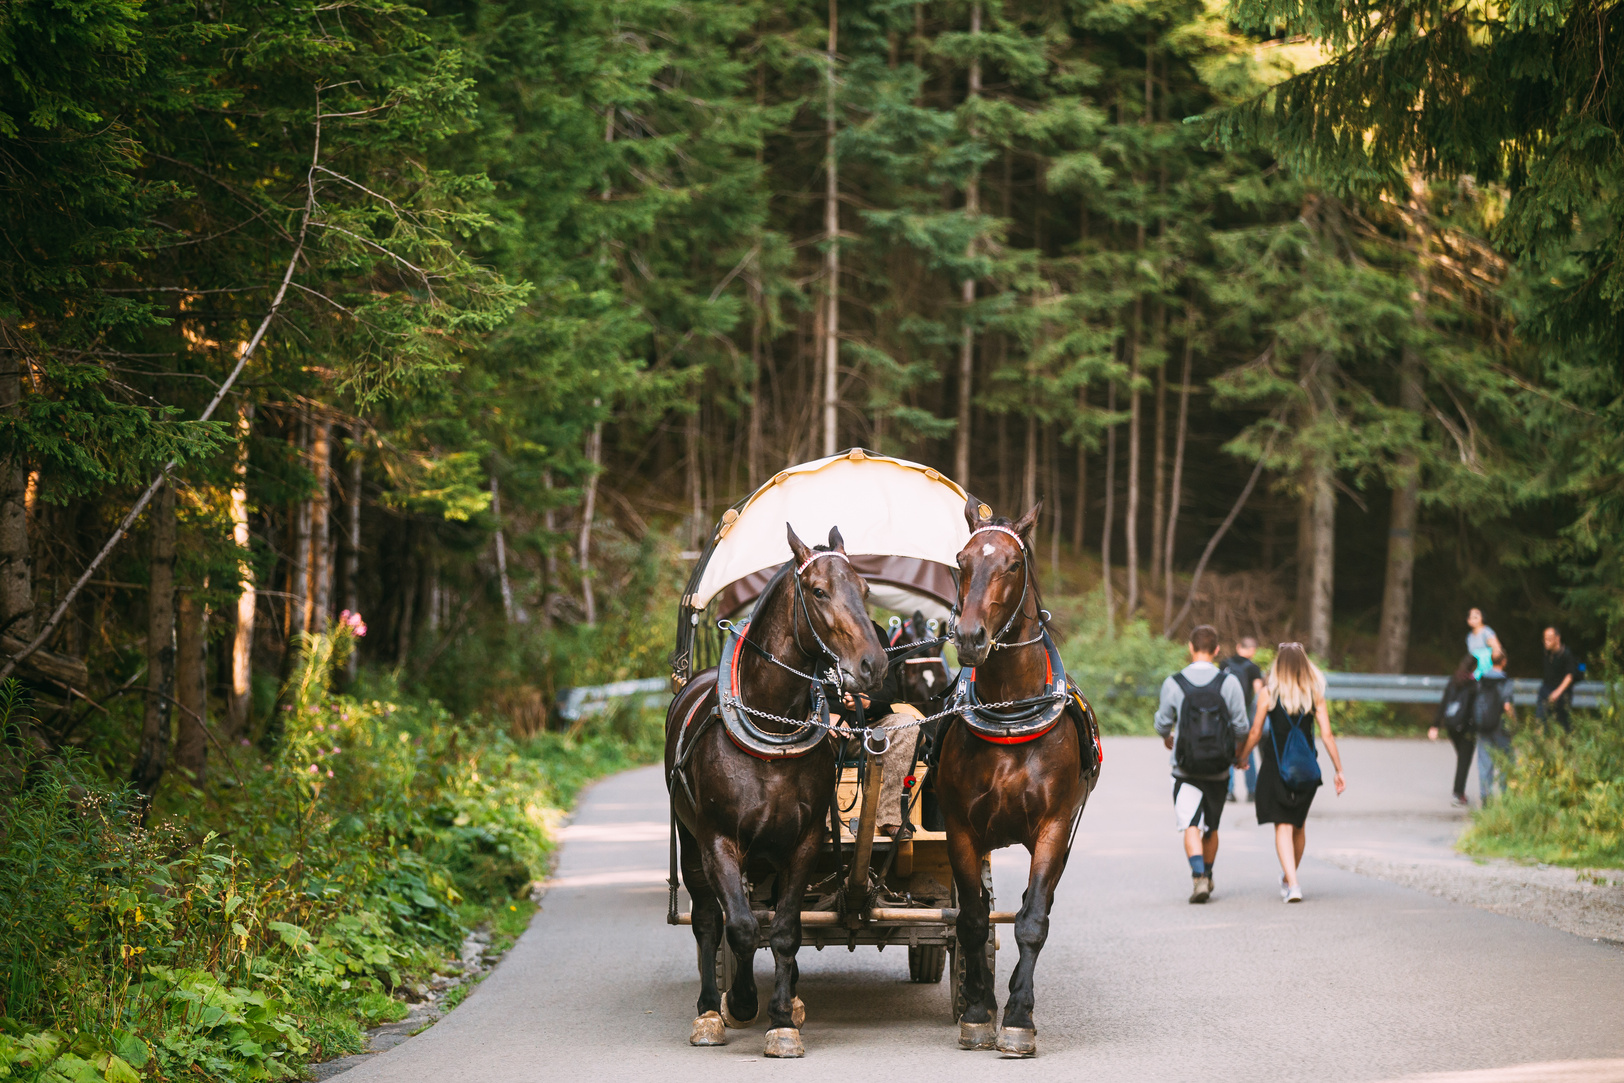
[1057,590,1192,735]
[0,627,662,1082]
[1460,704,1624,868]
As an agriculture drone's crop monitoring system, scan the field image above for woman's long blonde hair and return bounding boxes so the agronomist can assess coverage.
[1268,643,1325,716]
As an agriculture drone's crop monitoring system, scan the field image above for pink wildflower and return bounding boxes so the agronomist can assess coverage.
[307,764,319,774]
[339,610,368,637]
[326,769,334,779]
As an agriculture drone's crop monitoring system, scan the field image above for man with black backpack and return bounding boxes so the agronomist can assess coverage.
[1154,624,1250,904]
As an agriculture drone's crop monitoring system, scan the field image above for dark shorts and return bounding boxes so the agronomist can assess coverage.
[1172,777,1228,835]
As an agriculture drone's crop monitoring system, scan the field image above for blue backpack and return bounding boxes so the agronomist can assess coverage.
[1271,711,1322,791]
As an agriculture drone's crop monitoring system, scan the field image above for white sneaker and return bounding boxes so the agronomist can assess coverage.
[1285,884,1302,903]
[1280,876,1289,900]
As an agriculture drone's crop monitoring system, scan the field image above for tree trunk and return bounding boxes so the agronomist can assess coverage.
[310,420,332,632]
[1294,467,1315,636]
[396,527,416,667]
[580,418,603,625]
[1022,411,1037,513]
[344,431,363,676]
[997,412,1009,511]
[823,0,841,457]
[131,482,177,801]
[1161,328,1192,634]
[1150,311,1168,591]
[1100,379,1117,637]
[1308,457,1335,658]
[1048,423,1062,586]
[1376,177,1430,674]
[0,359,33,641]
[953,1,981,486]
[1073,386,1088,547]
[542,470,560,627]
[492,474,515,623]
[1124,303,1142,616]
[289,419,311,636]
[749,295,764,488]
[228,403,255,740]
[174,588,208,784]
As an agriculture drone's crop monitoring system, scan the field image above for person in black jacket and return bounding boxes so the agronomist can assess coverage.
[1428,655,1479,808]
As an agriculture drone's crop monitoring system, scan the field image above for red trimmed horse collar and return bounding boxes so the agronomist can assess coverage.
[952,630,1070,744]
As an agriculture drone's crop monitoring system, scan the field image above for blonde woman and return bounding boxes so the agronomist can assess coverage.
[1235,643,1345,902]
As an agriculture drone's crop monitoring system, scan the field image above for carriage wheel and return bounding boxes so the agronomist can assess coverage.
[908,944,946,983]
[947,858,996,1021]
[698,938,738,994]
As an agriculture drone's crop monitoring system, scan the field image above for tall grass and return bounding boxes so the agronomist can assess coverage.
[1460,705,1624,868]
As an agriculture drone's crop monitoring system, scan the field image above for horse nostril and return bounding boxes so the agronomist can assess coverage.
[859,656,874,680]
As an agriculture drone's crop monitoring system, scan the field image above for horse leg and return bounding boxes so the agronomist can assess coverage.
[700,835,763,1031]
[997,820,1071,1058]
[947,829,997,1049]
[763,827,819,1058]
[681,822,727,1046]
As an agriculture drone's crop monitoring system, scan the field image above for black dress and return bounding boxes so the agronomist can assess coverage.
[1254,704,1321,827]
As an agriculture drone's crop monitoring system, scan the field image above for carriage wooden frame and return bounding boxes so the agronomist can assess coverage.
[666,449,1016,1019]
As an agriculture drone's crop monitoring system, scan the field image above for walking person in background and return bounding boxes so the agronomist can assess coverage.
[1222,636,1265,802]
[1236,643,1346,903]
[1466,607,1503,679]
[1475,648,1517,800]
[1428,656,1479,807]
[1153,624,1249,904]
[1538,626,1579,733]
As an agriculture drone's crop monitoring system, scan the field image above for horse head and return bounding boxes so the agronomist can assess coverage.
[786,524,888,695]
[952,496,1040,668]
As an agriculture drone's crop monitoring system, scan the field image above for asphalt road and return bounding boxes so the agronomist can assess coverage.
[333,737,1624,1083]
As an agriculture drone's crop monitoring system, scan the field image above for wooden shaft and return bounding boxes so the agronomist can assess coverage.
[846,757,883,903]
[673,909,1018,926]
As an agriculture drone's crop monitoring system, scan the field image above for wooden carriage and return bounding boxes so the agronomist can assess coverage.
[668,449,1015,1019]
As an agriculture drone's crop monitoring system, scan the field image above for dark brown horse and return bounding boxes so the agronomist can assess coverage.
[665,525,887,1057]
[935,497,1101,1057]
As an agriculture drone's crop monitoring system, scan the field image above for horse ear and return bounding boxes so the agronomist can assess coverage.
[786,523,813,569]
[911,610,927,634]
[964,494,994,530]
[827,525,847,553]
[1013,500,1042,542]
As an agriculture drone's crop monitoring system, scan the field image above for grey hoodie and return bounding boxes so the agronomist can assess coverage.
[1153,661,1249,780]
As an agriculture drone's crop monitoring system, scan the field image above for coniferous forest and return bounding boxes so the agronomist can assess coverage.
[4,1,1624,1076]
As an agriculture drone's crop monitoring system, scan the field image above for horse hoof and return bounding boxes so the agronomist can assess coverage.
[996,1026,1037,1058]
[958,1021,997,1050]
[791,996,806,1028]
[690,1012,726,1046]
[764,1027,804,1058]
[722,995,757,1029]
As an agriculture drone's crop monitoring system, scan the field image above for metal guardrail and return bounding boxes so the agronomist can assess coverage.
[554,671,1611,722]
[555,677,669,722]
[1324,672,1607,709]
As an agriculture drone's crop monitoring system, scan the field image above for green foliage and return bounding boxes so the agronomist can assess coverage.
[1460,706,1624,868]
[1058,588,1191,734]
[0,629,659,1081]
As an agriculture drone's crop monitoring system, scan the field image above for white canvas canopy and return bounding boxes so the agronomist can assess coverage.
[687,449,971,621]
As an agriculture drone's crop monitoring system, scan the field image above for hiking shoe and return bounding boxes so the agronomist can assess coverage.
[1285,884,1302,903]
[1189,876,1211,904]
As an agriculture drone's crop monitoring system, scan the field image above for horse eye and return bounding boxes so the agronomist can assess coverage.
[813,587,828,599]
